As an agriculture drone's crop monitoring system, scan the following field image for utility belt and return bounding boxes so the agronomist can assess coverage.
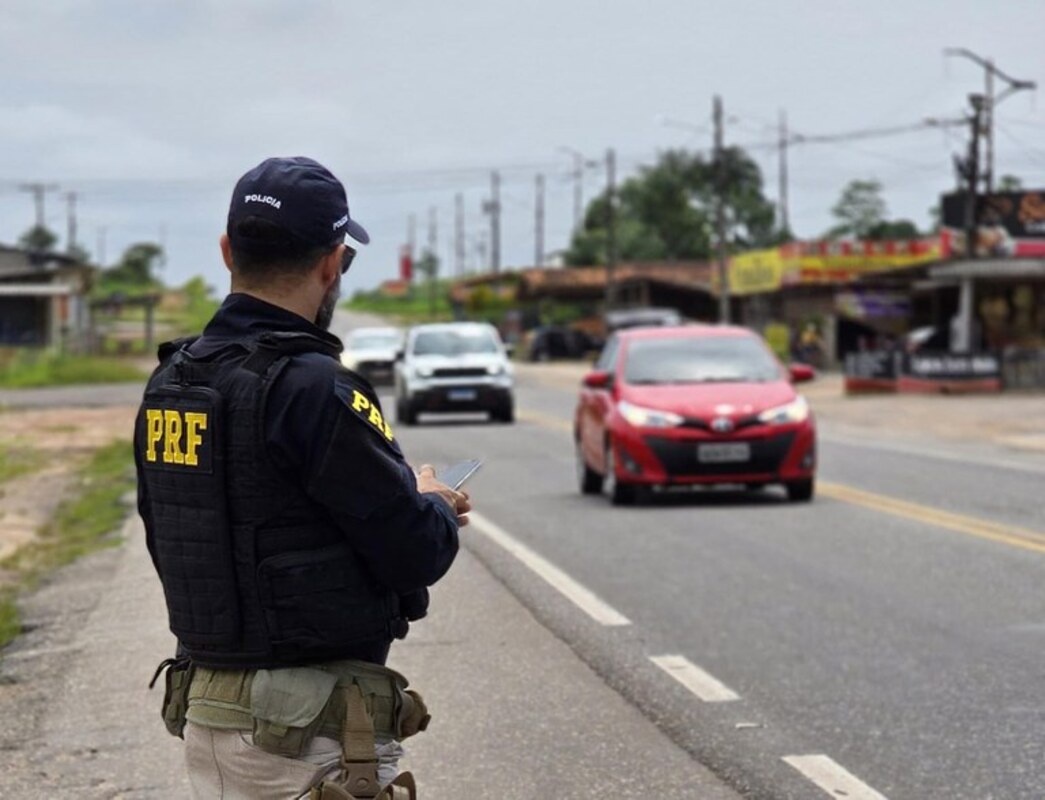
[187,661,429,754]
[151,657,426,799]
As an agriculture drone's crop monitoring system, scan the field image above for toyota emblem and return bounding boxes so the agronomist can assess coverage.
[711,416,734,433]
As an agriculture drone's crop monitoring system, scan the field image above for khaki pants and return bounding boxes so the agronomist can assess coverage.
[185,722,404,799]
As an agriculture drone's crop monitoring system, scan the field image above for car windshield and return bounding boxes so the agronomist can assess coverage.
[623,336,781,384]
[347,332,400,350]
[412,329,499,356]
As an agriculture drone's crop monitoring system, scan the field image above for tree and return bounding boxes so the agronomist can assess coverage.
[565,147,779,266]
[66,243,92,264]
[18,224,58,252]
[867,219,921,239]
[96,242,165,294]
[997,174,1023,192]
[827,179,887,239]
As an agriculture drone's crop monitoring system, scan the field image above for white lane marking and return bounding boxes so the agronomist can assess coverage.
[468,511,631,627]
[783,754,889,800]
[649,654,740,702]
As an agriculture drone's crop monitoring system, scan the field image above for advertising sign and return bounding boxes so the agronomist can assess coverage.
[941,190,1045,258]
[728,238,942,295]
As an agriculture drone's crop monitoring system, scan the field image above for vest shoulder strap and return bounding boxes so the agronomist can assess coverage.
[241,331,341,376]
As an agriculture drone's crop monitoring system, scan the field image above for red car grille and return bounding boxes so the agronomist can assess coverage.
[644,432,796,477]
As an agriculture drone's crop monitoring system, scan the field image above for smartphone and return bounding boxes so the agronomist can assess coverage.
[440,459,483,490]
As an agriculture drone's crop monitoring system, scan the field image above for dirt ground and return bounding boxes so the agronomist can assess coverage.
[0,405,137,564]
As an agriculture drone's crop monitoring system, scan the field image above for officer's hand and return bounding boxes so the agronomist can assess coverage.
[416,464,471,527]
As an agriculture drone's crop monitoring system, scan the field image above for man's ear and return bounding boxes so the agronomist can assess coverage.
[317,244,344,288]
[219,234,234,273]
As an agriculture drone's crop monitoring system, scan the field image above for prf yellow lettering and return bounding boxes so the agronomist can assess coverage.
[350,390,394,441]
[145,409,164,462]
[183,412,208,467]
[351,390,370,412]
[163,410,184,464]
[143,408,209,467]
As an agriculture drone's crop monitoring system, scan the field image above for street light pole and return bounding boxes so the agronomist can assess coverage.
[944,48,1037,194]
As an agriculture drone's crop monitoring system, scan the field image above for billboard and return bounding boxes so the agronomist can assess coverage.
[940,190,1045,258]
[727,238,942,295]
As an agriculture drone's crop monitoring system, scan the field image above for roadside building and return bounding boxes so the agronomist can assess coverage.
[450,261,718,338]
[0,246,93,350]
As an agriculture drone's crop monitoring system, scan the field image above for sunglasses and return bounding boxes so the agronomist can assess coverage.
[341,245,357,275]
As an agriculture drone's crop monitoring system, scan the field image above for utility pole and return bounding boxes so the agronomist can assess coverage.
[778,109,790,235]
[944,48,1037,194]
[604,148,617,310]
[570,152,583,234]
[454,193,465,277]
[20,182,59,229]
[713,95,730,323]
[65,191,78,252]
[535,174,545,267]
[958,94,985,259]
[158,222,167,272]
[483,171,501,273]
[96,226,108,267]
[427,206,438,318]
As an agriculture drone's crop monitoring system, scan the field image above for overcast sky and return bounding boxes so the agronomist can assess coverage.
[1,0,1043,295]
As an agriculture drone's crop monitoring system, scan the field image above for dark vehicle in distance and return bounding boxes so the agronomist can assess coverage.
[524,326,599,362]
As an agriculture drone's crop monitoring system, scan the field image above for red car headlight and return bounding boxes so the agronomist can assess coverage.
[757,396,810,425]
[617,400,685,429]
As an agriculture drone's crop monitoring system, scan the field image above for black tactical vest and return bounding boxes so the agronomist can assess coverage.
[136,332,406,669]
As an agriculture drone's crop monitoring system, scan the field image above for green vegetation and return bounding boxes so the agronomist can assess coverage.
[0,446,44,483]
[345,281,455,323]
[0,440,135,649]
[0,351,146,388]
[0,592,17,650]
[826,179,920,240]
[567,148,783,266]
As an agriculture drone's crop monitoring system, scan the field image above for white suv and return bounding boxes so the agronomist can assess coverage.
[394,322,515,425]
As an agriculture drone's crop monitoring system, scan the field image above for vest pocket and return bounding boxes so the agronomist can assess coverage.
[257,542,393,650]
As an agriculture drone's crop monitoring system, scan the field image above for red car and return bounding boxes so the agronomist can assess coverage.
[574,325,817,505]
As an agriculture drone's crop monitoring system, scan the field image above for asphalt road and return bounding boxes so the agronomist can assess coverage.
[3,309,1041,798]
[383,370,1045,800]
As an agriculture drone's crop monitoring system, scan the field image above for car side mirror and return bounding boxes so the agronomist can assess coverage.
[394,349,405,362]
[789,363,815,383]
[505,343,515,358]
[583,370,613,389]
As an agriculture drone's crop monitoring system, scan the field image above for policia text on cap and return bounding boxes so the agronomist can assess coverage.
[135,157,468,800]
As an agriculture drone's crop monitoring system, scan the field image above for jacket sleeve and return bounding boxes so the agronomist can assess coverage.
[306,413,460,593]
[277,367,460,594]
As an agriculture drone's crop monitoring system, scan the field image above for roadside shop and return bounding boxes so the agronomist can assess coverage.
[0,246,93,350]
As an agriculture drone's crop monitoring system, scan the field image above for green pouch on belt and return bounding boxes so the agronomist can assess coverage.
[250,667,339,757]
[149,656,196,739]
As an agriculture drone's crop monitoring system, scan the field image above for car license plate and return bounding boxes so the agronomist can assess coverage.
[447,389,477,402]
[697,443,751,463]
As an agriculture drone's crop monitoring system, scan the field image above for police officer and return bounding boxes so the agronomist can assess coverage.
[135,156,466,799]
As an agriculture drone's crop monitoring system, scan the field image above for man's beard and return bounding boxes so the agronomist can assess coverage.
[315,274,341,331]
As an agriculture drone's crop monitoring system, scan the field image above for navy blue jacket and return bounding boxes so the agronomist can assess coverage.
[140,293,459,664]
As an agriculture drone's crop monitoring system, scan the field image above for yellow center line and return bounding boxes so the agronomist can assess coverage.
[819,482,1045,555]
[519,407,1045,555]
[519,408,573,433]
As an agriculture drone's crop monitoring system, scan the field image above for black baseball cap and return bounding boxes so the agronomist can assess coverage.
[227,156,369,249]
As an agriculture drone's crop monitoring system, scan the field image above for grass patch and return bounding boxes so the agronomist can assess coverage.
[0,447,44,484]
[0,440,135,649]
[0,591,17,647]
[344,283,455,324]
[0,351,146,388]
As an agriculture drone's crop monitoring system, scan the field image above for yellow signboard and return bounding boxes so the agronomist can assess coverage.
[726,238,943,295]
